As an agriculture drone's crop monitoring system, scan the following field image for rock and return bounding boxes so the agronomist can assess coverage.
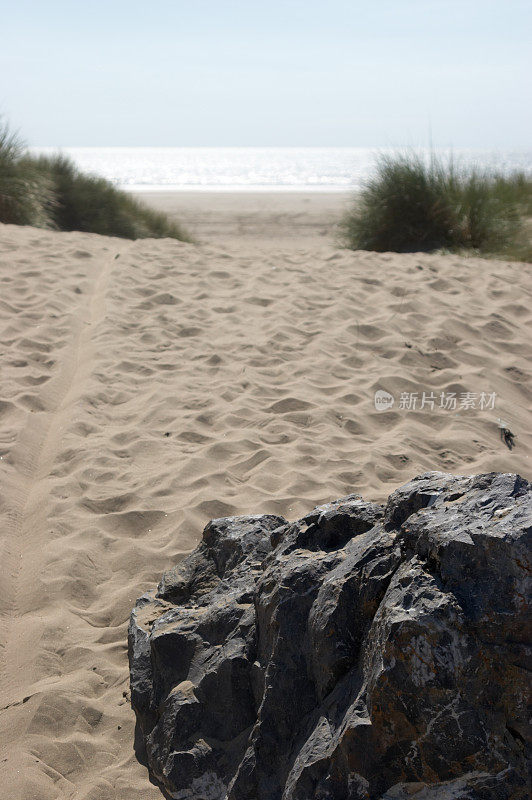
[128,473,531,799]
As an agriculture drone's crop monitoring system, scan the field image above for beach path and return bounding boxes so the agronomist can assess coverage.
[0,221,530,798]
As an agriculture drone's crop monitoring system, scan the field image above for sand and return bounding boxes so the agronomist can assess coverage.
[131,190,352,248]
[0,192,530,799]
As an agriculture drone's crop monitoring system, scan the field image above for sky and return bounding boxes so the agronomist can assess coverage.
[1,0,531,147]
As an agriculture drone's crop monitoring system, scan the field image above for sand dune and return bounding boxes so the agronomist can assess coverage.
[0,215,530,799]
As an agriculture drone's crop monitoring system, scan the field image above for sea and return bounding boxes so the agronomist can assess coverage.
[29,146,532,193]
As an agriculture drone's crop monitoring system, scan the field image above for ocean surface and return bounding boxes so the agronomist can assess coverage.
[30,146,532,192]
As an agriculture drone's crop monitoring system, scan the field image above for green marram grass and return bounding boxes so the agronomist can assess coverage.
[30,154,190,240]
[341,152,532,261]
[0,124,55,228]
[0,121,190,241]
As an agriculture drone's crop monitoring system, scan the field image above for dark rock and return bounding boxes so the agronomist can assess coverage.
[128,473,531,799]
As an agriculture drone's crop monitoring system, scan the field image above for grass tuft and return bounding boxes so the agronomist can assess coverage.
[341,152,532,260]
[30,154,191,240]
[0,122,55,227]
[0,120,190,241]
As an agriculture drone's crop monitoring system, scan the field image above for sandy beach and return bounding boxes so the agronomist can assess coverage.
[131,190,352,247]
[0,192,531,799]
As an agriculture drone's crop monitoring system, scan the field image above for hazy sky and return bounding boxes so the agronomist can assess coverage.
[2,0,531,147]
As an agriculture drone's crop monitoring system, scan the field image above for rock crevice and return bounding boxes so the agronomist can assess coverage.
[129,472,531,799]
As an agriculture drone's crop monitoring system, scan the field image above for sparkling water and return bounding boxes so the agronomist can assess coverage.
[30,146,532,192]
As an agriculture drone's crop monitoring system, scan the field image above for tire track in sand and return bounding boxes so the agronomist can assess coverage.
[0,238,129,782]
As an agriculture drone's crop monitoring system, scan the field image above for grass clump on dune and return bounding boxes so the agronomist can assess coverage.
[0,124,55,227]
[0,121,190,241]
[341,152,532,260]
[30,154,190,241]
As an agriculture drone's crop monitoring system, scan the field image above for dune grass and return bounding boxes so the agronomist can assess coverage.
[0,124,55,228]
[0,121,190,241]
[30,153,191,240]
[341,152,532,260]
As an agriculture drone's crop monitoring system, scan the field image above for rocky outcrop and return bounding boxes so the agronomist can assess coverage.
[128,472,531,799]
